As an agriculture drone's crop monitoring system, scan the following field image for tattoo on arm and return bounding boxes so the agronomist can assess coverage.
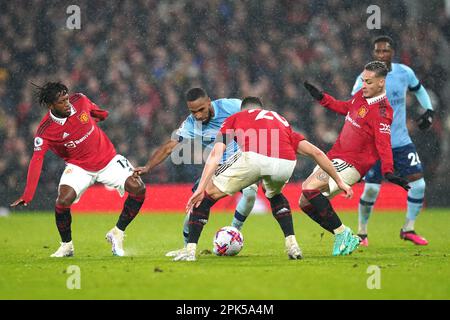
[317,171,329,182]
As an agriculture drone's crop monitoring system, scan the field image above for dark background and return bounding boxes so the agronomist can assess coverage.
[1,0,449,209]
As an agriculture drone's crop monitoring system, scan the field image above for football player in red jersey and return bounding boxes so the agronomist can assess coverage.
[300,61,410,255]
[174,97,353,261]
[10,82,146,257]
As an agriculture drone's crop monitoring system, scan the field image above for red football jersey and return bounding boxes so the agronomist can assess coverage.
[219,109,305,160]
[320,89,394,176]
[21,93,116,203]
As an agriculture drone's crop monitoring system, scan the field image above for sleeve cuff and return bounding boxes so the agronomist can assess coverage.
[408,82,421,92]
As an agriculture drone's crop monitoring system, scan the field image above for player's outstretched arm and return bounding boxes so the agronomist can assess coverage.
[10,147,47,207]
[303,81,350,115]
[303,81,324,101]
[133,139,179,177]
[296,140,353,198]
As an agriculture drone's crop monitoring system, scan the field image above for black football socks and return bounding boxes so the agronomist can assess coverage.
[302,189,342,233]
[116,193,146,231]
[268,193,295,237]
[55,204,72,242]
[188,193,217,244]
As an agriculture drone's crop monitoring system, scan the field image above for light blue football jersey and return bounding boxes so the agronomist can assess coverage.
[176,98,242,163]
[351,63,421,148]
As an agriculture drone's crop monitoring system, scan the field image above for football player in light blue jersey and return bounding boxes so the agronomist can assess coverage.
[134,88,257,257]
[351,36,433,246]
[175,95,243,165]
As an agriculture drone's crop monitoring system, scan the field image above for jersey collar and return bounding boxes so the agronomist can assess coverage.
[49,104,76,125]
[366,92,386,105]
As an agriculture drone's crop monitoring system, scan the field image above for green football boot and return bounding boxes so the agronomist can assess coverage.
[332,227,360,256]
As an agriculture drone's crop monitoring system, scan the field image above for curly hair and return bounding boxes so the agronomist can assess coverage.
[32,82,69,107]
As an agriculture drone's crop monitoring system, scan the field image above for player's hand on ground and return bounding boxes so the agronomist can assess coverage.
[337,182,353,199]
[133,166,149,177]
[416,109,434,130]
[186,190,204,214]
[384,173,411,191]
[303,81,324,101]
[10,198,28,207]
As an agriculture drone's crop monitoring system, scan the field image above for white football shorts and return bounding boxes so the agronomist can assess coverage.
[312,158,361,198]
[213,151,297,198]
[59,154,134,203]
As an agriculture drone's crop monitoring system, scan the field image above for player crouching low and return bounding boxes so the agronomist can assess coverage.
[175,97,353,261]
[301,61,411,255]
[10,82,146,257]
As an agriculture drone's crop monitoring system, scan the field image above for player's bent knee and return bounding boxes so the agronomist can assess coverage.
[409,178,426,193]
[362,183,381,199]
[244,183,258,193]
[56,195,75,207]
[301,181,310,190]
[56,199,73,208]
[205,183,226,201]
[56,185,76,207]
[134,186,146,196]
[135,182,146,195]
[125,176,146,195]
[301,180,322,192]
[242,186,257,202]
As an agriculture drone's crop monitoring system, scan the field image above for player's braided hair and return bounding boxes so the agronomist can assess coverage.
[31,81,69,107]
[364,61,389,78]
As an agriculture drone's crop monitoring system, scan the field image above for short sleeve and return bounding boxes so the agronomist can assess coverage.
[175,117,195,140]
[290,131,305,149]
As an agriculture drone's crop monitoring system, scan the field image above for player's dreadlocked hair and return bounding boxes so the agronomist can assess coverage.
[364,61,389,78]
[241,96,263,109]
[31,82,69,107]
[373,35,395,49]
[185,87,207,102]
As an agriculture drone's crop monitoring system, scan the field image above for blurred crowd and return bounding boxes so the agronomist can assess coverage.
[1,0,450,208]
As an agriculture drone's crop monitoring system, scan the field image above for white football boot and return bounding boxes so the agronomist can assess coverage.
[173,243,197,261]
[50,241,74,257]
[105,226,125,256]
[285,235,303,260]
[165,247,186,257]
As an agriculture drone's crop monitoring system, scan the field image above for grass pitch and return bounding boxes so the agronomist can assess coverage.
[0,210,449,300]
